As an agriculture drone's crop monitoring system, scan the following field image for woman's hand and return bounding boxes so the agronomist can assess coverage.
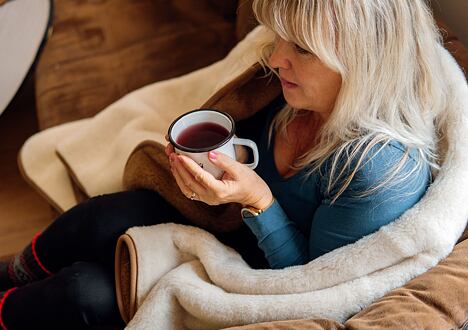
[165,143,273,209]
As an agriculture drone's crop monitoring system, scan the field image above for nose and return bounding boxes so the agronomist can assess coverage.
[268,38,292,70]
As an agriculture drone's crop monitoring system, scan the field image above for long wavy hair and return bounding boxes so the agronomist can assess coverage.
[252,0,448,202]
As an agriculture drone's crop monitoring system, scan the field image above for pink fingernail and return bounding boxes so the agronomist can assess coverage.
[209,151,218,160]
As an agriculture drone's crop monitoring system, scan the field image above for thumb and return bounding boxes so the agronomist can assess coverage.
[208,151,240,178]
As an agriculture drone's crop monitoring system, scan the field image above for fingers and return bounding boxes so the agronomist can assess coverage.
[165,132,175,156]
[207,151,242,180]
[172,155,206,194]
[170,159,194,198]
[170,155,205,200]
[165,143,174,156]
[178,155,224,192]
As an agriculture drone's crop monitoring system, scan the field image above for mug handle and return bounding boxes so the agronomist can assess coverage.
[232,138,259,170]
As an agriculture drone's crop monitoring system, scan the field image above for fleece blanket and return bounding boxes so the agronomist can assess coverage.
[19,25,468,329]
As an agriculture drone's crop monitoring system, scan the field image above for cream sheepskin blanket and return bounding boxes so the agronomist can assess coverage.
[19,26,468,329]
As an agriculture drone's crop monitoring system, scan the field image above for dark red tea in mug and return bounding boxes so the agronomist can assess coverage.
[177,122,230,149]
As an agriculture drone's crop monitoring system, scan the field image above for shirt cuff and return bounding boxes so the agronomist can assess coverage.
[242,200,291,238]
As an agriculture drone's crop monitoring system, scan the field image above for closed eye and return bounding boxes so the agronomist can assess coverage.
[294,43,310,55]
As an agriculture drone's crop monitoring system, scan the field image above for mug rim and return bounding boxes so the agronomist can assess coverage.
[167,108,236,153]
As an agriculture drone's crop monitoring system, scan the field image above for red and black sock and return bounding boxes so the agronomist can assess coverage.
[0,288,16,330]
[1,233,52,290]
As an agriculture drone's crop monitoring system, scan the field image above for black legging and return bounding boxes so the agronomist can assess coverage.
[3,189,268,329]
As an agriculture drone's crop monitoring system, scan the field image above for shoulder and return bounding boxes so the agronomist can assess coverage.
[320,140,431,203]
[353,140,427,188]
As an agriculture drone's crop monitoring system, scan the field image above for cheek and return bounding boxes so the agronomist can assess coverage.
[293,78,320,104]
[285,59,341,109]
[293,75,341,111]
[294,66,318,95]
[299,68,341,98]
[300,80,319,97]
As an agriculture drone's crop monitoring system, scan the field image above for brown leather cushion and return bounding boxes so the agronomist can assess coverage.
[344,238,468,329]
[436,19,468,78]
[224,238,468,330]
[235,0,256,41]
[444,39,468,78]
[224,319,345,330]
[207,0,239,19]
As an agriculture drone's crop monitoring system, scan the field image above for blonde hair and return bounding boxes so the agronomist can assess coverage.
[253,0,448,202]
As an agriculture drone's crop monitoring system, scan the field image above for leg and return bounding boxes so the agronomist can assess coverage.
[36,189,190,272]
[1,188,269,291]
[0,262,124,329]
[1,189,191,289]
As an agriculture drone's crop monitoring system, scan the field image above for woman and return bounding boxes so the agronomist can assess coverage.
[0,0,447,328]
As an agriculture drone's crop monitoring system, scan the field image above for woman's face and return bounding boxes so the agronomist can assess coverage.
[268,36,342,119]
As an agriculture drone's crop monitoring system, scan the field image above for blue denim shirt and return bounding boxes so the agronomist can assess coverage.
[243,100,431,269]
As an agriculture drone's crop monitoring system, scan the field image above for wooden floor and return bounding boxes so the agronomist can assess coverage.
[0,74,53,259]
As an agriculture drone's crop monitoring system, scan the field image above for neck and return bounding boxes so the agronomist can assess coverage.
[297,110,325,129]
[285,111,323,148]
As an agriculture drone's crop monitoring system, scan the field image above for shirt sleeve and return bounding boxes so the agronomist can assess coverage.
[242,200,310,269]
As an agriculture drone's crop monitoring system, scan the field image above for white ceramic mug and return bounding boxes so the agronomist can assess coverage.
[168,109,259,179]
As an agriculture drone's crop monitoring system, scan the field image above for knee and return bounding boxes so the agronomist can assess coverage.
[74,190,150,243]
[80,189,159,229]
[61,262,119,326]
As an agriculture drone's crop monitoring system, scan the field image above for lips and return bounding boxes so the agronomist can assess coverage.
[280,77,298,88]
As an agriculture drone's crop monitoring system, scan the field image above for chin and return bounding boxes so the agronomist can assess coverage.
[283,92,307,109]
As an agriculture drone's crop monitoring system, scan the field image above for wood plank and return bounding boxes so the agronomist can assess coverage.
[0,74,52,259]
[35,0,237,129]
